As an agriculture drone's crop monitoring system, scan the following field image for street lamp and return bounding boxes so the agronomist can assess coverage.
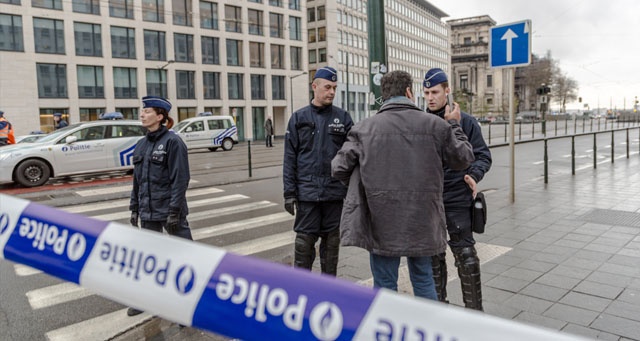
[289,72,307,114]
[158,60,175,98]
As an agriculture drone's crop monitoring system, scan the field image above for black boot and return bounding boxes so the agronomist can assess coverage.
[294,233,318,270]
[319,229,340,276]
[431,252,449,303]
[453,246,483,311]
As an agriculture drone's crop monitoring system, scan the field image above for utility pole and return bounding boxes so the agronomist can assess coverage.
[367,0,387,112]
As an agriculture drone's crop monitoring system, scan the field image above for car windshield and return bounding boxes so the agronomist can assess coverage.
[173,120,189,132]
[36,123,85,143]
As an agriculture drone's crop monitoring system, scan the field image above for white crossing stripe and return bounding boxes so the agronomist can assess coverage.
[226,231,295,255]
[27,282,93,309]
[45,309,152,341]
[192,212,294,240]
[14,264,42,276]
[74,180,199,197]
[63,187,224,214]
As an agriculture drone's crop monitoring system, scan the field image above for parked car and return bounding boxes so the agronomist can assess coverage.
[16,134,46,143]
[0,120,146,187]
[173,115,238,151]
[515,111,540,121]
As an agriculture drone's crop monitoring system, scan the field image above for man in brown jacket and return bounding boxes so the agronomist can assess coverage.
[331,70,474,300]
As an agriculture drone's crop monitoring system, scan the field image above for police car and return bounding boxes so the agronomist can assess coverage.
[173,114,238,151]
[0,120,146,187]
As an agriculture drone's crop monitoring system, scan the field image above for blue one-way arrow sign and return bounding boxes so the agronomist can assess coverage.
[490,20,531,68]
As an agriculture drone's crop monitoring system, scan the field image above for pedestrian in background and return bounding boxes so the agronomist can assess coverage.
[331,70,474,299]
[0,111,15,146]
[128,96,192,317]
[264,115,274,147]
[423,68,492,310]
[283,66,354,276]
[53,113,68,130]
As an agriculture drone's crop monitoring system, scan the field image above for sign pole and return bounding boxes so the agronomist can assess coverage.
[508,68,515,203]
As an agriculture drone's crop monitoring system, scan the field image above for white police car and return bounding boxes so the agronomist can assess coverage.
[0,120,146,187]
[173,114,238,151]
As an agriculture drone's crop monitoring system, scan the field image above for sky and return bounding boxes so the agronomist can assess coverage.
[428,0,640,112]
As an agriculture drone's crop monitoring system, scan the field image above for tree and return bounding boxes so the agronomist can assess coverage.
[552,73,578,113]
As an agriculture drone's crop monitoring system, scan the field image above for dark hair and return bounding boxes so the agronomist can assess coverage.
[154,107,174,129]
[381,70,413,100]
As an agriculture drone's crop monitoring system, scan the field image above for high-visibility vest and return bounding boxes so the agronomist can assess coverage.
[0,118,15,144]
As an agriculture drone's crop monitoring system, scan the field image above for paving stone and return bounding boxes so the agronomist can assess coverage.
[535,273,582,290]
[598,263,640,277]
[591,314,640,340]
[573,249,613,262]
[481,286,515,304]
[561,256,605,271]
[513,311,567,331]
[586,271,633,287]
[521,283,569,302]
[543,303,600,326]
[548,265,593,280]
[543,244,580,256]
[503,294,554,315]
[482,301,521,320]
[485,275,530,293]
[515,241,550,252]
[530,251,570,264]
[618,289,640,305]
[563,233,597,243]
[516,259,557,273]
[553,239,589,249]
[573,280,624,300]
[561,324,600,339]
[491,254,525,267]
[608,254,640,268]
[593,236,632,247]
[559,291,612,312]
[501,267,544,282]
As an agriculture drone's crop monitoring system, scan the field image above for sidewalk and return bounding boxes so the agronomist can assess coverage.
[116,153,640,341]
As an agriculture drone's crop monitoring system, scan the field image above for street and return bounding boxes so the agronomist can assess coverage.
[1,128,639,340]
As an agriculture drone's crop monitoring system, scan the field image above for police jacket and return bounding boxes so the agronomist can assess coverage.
[427,107,492,208]
[283,102,353,202]
[129,125,190,221]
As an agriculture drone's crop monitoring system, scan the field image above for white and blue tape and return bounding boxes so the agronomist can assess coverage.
[0,194,587,341]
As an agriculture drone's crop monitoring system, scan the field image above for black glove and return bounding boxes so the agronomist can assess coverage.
[284,198,297,216]
[166,211,180,234]
[130,211,138,227]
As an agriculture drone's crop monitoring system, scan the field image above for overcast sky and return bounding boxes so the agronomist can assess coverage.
[429,0,640,111]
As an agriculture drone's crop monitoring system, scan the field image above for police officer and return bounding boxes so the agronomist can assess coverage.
[0,111,15,146]
[423,68,492,311]
[283,67,354,276]
[128,96,192,317]
[53,113,68,130]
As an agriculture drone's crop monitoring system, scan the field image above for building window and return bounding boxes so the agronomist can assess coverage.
[146,68,167,97]
[249,42,264,67]
[199,1,218,29]
[269,13,283,38]
[226,39,242,66]
[248,9,263,36]
[176,70,195,99]
[74,0,100,14]
[250,74,265,99]
[308,29,316,43]
[109,0,133,18]
[270,44,284,69]
[115,107,138,120]
[0,14,24,52]
[309,49,316,63]
[289,16,301,40]
[78,108,104,122]
[318,27,326,41]
[144,29,166,60]
[203,71,220,99]
[113,67,137,98]
[177,107,196,121]
[1,0,21,4]
[272,75,285,100]
[248,0,261,3]
[74,22,102,57]
[487,74,493,88]
[463,37,471,45]
[173,0,192,26]
[33,18,65,54]
[37,63,67,98]
[460,74,468,92]
[290,46,302,70]
[307,7,315,22]
[77,65,104,98]
[32,0,62,10]
[289,0,299,10]
[318,48,326,62]
[228,73,244,99]
[268,0,281,7]
[201,36,219,64]
[142,0,164,23]
[225,5,241,33]
[174,33,194,62]
[317,6,325,20]
[110,26,135,59]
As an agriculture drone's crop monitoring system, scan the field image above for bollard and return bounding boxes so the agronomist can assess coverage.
[593,134,597,169]
[518,121,522,140]
[488,123,492,144]
[574,117,577,134]
[543,139,548,184]
[503,123,507,143]
[554,119,558,136]
[571,136,575,175]
[247,140,252,177]
[582,118,586,133]
[611,130,614,164]
[626,128,630,159]
[590,118,593,132]
[565,117,568,135]
[531,120,535,138]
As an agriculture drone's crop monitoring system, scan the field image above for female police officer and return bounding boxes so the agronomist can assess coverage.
[127,96,192,316]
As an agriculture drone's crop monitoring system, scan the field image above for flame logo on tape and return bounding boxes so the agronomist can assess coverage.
[309,302,343,340]
[175,264,196,295]
[0,213,9,235]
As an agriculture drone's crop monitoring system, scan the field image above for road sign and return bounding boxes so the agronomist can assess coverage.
[490,20,531,68]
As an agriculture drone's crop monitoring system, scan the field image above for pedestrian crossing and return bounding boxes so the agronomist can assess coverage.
[8,184,509,340]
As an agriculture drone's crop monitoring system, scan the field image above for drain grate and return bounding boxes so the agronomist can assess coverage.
[580,209,640,228]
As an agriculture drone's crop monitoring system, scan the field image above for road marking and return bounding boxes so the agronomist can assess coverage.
[226,231,295,255]
[45,309,152,341]
[193,212,294,240]
[74,180,199,197]
[14,264,42,276]
[64,187,225,213]
[27,282,93,309]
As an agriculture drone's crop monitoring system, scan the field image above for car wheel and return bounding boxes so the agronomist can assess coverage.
[208,147,218,152]
[221,138,234,151]
[14,159,51,187]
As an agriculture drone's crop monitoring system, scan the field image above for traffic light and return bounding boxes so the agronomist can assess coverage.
[579,97,582,103]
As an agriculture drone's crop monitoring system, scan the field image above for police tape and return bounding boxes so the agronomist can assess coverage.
[0,194,587,341]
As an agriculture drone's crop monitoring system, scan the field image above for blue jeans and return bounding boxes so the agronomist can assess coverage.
[369,253,438,300]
